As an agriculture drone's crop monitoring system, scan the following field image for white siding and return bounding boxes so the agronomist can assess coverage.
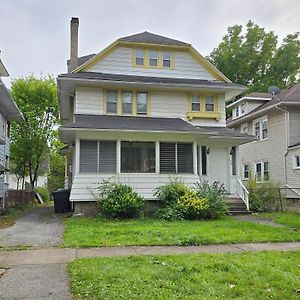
[75,87,103,115]
[289,108,300,146]
[88,47,216,80]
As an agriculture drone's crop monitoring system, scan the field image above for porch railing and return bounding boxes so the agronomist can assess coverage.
[236,178,249,210]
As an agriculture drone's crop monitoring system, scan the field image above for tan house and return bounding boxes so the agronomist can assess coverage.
[58,18,255,214]
[227,86,300,198]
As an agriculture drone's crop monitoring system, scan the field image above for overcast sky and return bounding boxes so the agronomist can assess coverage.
[1,0,300,86]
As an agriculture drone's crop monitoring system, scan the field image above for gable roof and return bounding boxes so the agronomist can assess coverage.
[71,31,231,82]
[119,31,190,47]
[67,53,96,68]
[227,83,300,127]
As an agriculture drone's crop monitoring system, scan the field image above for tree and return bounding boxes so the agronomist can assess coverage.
[47,131,65,194]
[209,20,300,93]
[10,75,58,189]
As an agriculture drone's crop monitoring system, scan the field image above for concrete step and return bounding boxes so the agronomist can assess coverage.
[228,210,252,215]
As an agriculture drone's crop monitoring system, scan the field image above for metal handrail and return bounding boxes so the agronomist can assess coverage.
[236,178,250,210]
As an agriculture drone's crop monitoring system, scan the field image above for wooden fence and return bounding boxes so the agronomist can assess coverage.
[7,190,35,208]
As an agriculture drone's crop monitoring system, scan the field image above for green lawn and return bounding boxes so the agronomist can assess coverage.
[259,212,300,229]
[63,216,300,248]
[69,251,300,299]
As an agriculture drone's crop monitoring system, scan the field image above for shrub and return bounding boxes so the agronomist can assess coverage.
[177,190,209,219]
[35,186,51,202]
[96,180,144,219]
[248,178,283,212]
[155,205,183,221]
[194,180,228,218]
[154,179,190,206]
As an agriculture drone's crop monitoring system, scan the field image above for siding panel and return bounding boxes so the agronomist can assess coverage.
[88,47,216,80]
[75,87,103,115]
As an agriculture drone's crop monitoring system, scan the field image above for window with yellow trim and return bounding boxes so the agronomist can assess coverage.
[149,50,158,67]
[133,49,173,69]
[191,95,201,111]
[205,96,215,112]
[162,51,171,68]
[135,49,145,66]
[105,90,149,116]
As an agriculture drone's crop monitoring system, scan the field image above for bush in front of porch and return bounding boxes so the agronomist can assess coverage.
[155,179,228,220]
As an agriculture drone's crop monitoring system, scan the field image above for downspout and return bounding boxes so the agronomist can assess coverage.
[273,96,289,185]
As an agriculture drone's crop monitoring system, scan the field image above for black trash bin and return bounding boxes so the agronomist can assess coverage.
[52,189,71,213]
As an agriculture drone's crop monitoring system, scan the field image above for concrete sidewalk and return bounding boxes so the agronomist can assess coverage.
[1,242,300,267]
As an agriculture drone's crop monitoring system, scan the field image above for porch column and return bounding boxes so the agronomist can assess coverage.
[75,137,80,174]
[155,141,160,174]
[116,140,121,174]
[193,141,198,175]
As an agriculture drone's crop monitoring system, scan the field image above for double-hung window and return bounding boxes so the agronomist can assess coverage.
[122,91,133,114]
[136,92,148,114]
[253,117,268,141]
[205,96,214,112]
[255,161,269,181]
[149,50,158,67]
[241,124,248,134]
[235,106,239,118]
[162,51,171,68]
[135,49,145,66]
[160,142,193,174]
[106,90,118,113]
[191,95,201,111]
[243,164,250,179]
[241,103,245,115]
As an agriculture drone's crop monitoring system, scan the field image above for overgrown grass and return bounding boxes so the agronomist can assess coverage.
[0,204,33,229]
[259,212,300,229]
[63,217,300,248]
[69,251,300,299]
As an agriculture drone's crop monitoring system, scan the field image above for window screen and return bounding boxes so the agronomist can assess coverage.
[80,141,98,173]
[177,143,193,173]
[99,141,116,173]
[160,143,176,173]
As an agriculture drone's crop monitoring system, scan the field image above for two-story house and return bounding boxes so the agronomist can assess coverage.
[227,87,300,198]
[0,58,23,212]
[58,18,255,214]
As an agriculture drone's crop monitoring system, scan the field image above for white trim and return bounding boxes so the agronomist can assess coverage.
[116,140,121,173]
[252,116,268,141]
[75,138,80,174]
[226,96,271,108]
[193,141,197,175]
[293,155,300,169]
[155,141,160,174]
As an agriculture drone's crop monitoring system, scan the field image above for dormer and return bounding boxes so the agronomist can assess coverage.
[227,92,272,120]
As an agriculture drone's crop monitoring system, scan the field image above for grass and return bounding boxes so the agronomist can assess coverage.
[69,251,300,299]
[63,216,300,248]
[0,204,33,229]
[258,212,300,229]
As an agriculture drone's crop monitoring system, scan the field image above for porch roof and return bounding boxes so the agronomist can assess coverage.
[59,114,256,140]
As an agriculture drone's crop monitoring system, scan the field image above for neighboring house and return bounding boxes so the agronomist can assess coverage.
[227,86,300,198]
[58,18,255,213]
[0,57,23,211]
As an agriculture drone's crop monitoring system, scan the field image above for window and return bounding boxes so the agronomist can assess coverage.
[135,49,145,66]
[136,92,147,114]
[255,161,269,181]
[201,146,207,175]
[122,91,133,114]
[241,124,248,134]
[121,142,155,173]
[253,118,268,141]
[106,90,118,113]
[191,95,201,111]
[263,162,269,181]
[243,164,250,179]
[205,96,214,112]
[162,51,171,68]
[80,140,116,173]
[231,147,237,175]
[262,120,268,139]
[293,155,300,169]
[254,122,260,139]
[241,103,245,115]
[149,50,158,67]
[235,106,239,118]
[160,142,193,174]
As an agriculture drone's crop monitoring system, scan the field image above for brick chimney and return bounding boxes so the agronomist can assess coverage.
[69,17,79,72]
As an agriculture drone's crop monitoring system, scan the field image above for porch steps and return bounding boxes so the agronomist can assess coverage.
[225,195,251,215]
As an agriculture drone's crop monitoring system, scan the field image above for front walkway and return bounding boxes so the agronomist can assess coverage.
[1,241,300,267]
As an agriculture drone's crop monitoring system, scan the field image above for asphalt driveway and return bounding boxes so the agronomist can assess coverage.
[0,206,66,247]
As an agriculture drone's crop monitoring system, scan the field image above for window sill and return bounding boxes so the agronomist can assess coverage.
[187,111,221,121]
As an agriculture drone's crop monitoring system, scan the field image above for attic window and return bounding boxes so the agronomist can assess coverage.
[162,51,171,68]
[205,96,215,112]
[149,50,158,67]
[135,49,145,66]
[191,95,201,111]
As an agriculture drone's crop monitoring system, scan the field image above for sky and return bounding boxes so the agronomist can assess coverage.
[1,0,300,86]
